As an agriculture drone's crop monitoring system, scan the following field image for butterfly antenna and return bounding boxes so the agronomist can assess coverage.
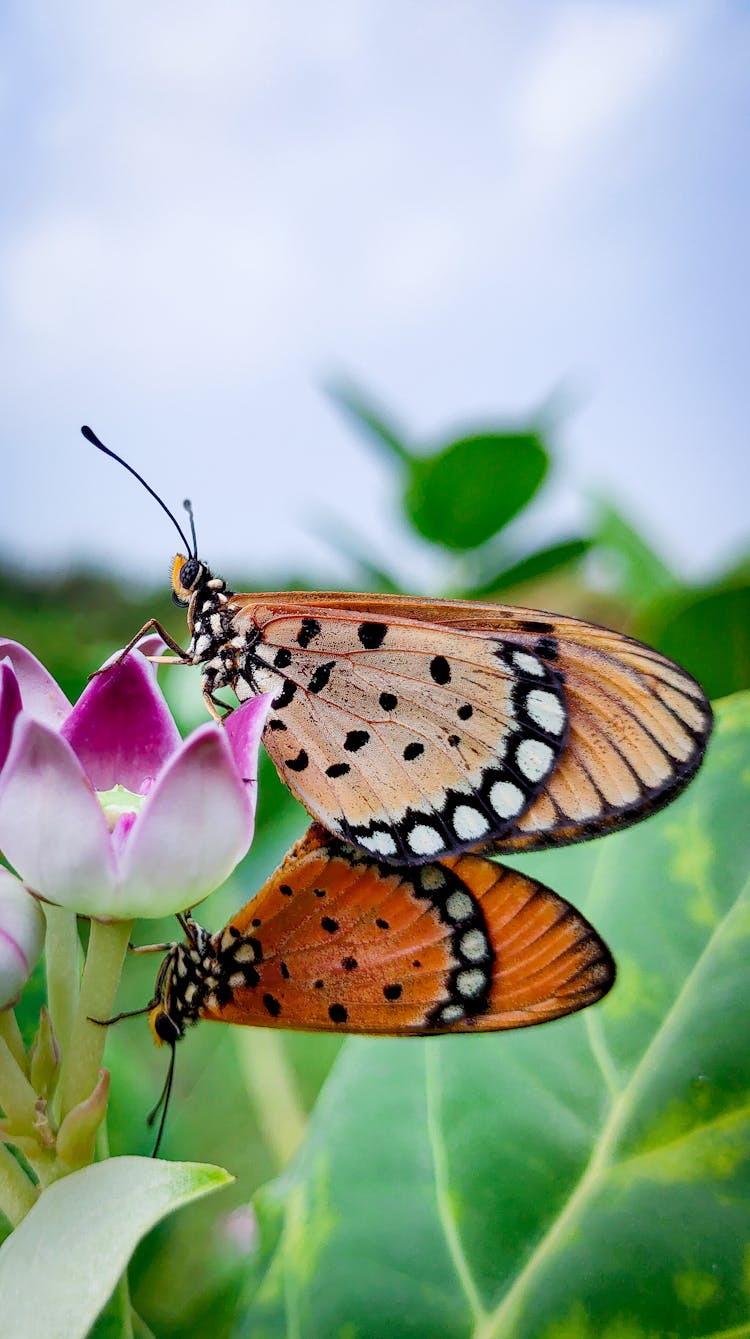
[81,425,195,557]
[183,499,198,558]
[147,1041,177,1158]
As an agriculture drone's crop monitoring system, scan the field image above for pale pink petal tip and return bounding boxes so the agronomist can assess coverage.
[0,640,71,729]
[61,651,181,793]
[224,694,273,781]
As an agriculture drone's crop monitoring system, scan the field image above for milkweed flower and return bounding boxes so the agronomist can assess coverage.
[0,868,45,1010]
[0,640,270,920]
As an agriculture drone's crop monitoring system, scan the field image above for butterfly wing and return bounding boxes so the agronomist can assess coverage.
[227,592,711,859]
[199,826,614,1034]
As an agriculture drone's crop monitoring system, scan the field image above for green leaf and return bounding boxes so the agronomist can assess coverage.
[636,583,750,700]
[239,695,750,1339]
[406,432,548,551]
[593,500,677,605]
[326,380,413,463]
[463,537,591,598]
[0,1156,232,1339]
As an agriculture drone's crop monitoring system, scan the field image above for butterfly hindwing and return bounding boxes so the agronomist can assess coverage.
[198,826,614,1034]
[225,592,711,859]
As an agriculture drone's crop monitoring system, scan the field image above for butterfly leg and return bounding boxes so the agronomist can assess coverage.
[128,941,174,954]
[88,620,191,680]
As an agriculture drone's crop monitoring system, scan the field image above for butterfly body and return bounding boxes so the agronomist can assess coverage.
[148,826,614,1043]
[171,560,712,866]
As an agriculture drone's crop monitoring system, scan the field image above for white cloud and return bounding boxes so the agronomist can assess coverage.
[513,3,681,162]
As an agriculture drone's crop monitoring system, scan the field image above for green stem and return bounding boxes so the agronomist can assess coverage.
[0,1034,37,1130]
[0,1141,36,1227]
[234,1029,306,1169]
[44,905,81,1061]
[58,918,133,1119]
[0,1010,27,1073]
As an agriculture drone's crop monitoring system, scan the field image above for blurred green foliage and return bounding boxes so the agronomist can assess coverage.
[2,384,748,1335]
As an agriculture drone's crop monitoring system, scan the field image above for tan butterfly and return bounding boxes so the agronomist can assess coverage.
[84,427,712,866]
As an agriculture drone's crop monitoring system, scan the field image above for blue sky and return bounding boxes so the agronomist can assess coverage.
[2,1,748,590]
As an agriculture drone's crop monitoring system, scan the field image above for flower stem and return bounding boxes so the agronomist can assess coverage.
[44,905,81,1061]
[58,918,133,1119]
[0,1010,27,1073]
[0,1034,37,1130]
[234,1029,306,1169]
[0,1141,36,1227]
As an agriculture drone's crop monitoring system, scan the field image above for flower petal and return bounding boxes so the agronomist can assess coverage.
[0,662,23,773]
[0,640,71,728]
[0,869,45,1010]
[61,651,181,793]
[117,724,254,918]
[0,718,116,911]
[223,693,273,809]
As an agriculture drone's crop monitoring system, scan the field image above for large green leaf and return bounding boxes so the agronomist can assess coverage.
[0,1156,231,1339]
[238,694,750,1339]
[405,432,548,551]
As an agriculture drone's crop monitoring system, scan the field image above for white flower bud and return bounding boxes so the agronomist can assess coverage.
[0,868,45,1010]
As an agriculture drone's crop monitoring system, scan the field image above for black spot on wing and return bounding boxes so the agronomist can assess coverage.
[430,655,451,684]
[286,749,309,772]
[297,618,321,648]
[308,661,335,694]
[358,621,388,649]
[344,730,370,752]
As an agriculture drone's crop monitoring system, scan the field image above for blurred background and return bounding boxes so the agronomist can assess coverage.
[2,3,749,1334]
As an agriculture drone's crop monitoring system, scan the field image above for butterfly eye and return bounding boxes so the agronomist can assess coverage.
[179,559,200,590]
[150,1006,181,1045]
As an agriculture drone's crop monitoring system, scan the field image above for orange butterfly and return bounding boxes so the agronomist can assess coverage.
[130,824,613,1151]
[146,824,613,1042]
[84,427,712,866]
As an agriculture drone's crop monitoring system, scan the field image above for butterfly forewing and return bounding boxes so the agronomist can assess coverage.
[230,603,568,864]
[224,592,711,858]
[197,827,614,1034]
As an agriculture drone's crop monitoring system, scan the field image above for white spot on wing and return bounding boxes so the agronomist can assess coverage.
[516,737,555,782]
[235,679,254,701]
[489,780,525,818]
[512,651,545,676]
[360,831,398,857]
[407,824,444,856]
[456,968,487,998]
[525,689,565,736]
[460,929,490,962]
[420,866,447,891]
[445,891,474,921]
[439,1003,465,1023]
[452,804,490,841]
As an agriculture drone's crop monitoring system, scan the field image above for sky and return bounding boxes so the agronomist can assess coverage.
[1,0,748,591]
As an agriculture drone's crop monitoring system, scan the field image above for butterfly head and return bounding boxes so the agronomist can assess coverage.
[171,553,211,607]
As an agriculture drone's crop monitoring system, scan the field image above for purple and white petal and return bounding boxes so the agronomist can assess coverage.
[61,651,181,794]
[0,662,23,773]
[223,694,273,807]
[117,724,254,918]
[0,717,116,912]
[0,640,71,728]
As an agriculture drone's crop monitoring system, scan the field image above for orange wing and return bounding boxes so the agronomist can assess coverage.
[226,591,712,857]
[199,826,614,1034]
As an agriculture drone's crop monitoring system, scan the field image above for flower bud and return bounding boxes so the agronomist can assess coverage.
[0,869,45,1010]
